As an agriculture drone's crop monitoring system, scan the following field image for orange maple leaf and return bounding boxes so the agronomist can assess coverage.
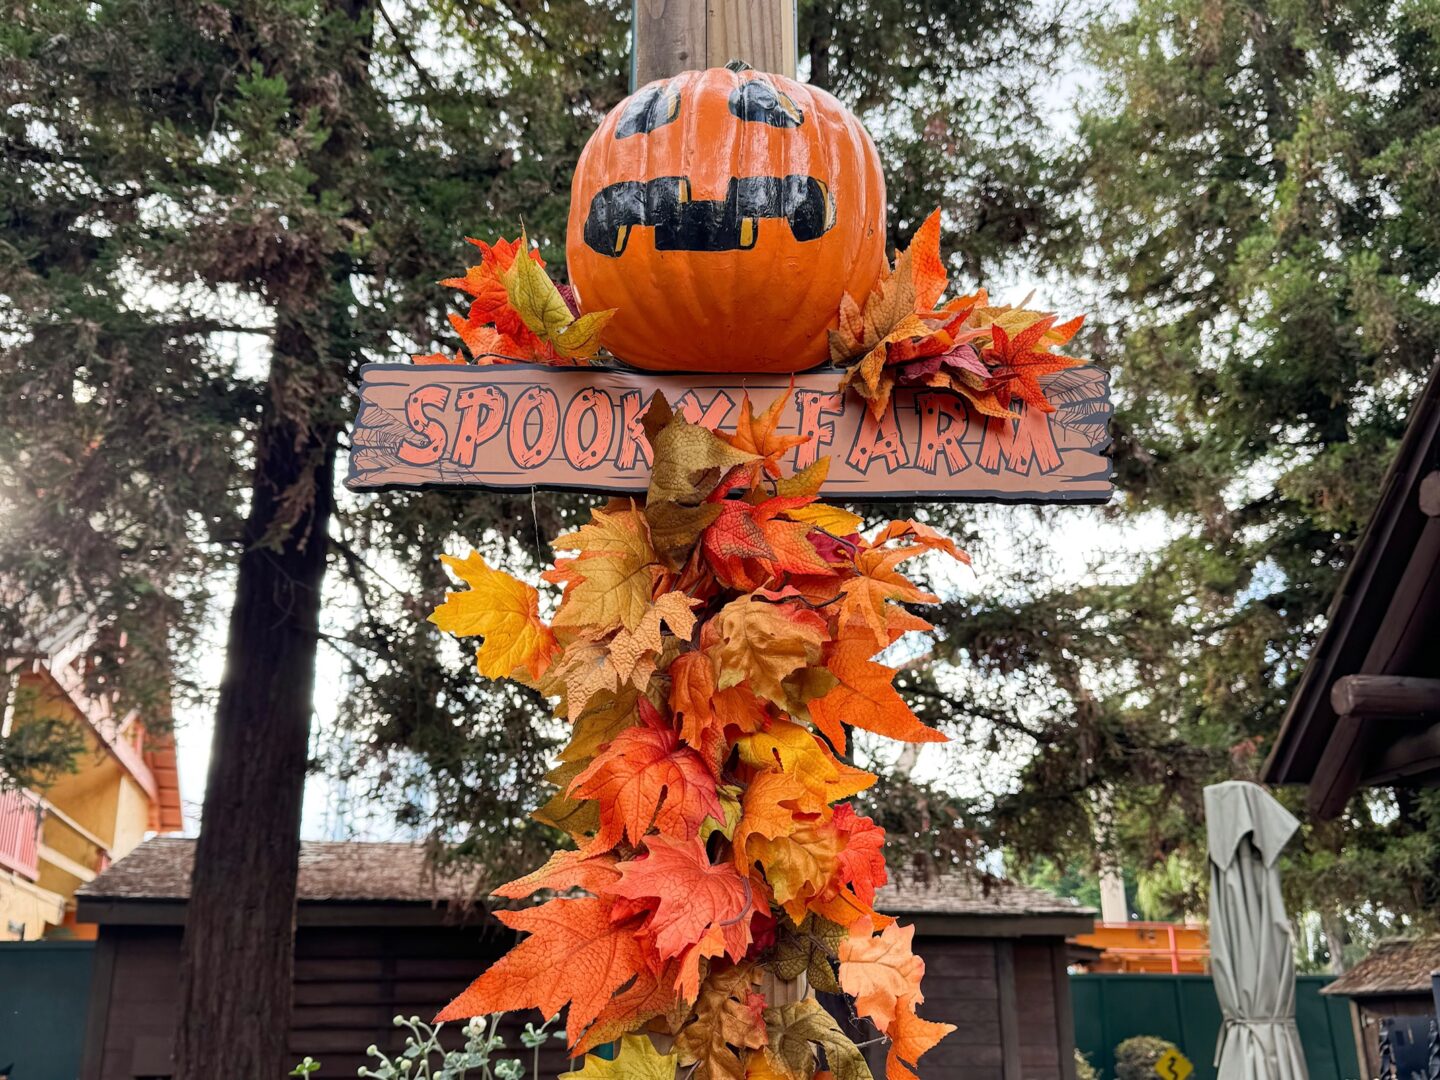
[731,772,844,923]
[569,701,724,850]
[709,593,829,710]
[672,638,772,750]
[837,918,926,1032]
[441,236,554,360]
[435,896,654,1048]
[833,545,937,647]
[870,519,972,565]
[702,496,834,592]
[605,836,758,999]
[573,960,682,1056]
[719,392,810,479]
[886,1002,956,1080]
[492,848,621,899]
[808,632,946,753]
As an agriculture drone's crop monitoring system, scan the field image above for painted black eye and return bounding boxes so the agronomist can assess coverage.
[728,80,804,128]
[615,83,681,138]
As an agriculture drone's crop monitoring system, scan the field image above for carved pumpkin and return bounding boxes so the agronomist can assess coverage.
[566,66,887,373]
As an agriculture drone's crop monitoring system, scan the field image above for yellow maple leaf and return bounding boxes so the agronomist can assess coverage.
[772,458,830,500]
[735,718,875,809]
[430,552,558,680]
[558,689,644,763]
[785,503,862,537]
[648,412,761,507]
[607,591,700,681]
[560,1034,679,1080]
[549,506,660,633]
[500,229,616,361]
[711,595,827,709]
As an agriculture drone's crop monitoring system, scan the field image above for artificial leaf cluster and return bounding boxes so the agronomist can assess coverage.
[830,209,1088,420]
[430,395,960,1079]
[415,232,616,365]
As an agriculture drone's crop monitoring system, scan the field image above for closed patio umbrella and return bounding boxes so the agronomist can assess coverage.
[1205,780,1308,1080]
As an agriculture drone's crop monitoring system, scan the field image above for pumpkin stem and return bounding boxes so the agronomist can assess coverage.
[725,59,754,73]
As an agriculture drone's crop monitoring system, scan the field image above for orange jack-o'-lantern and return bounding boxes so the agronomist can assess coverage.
[566,65,887,373]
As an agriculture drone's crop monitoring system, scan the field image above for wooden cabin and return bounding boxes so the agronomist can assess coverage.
[76,838,1094,1080]
[1320,938,1440,1079]
[1263,359,1440,816]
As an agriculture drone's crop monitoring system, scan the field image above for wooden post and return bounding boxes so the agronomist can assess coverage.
[626,0,807,1059]
[632,0,798,87]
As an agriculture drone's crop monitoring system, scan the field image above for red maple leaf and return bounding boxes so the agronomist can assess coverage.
[435,896,654,1048]
[604,836,759,999]
[983,315,1085,412]
[829,803,887,905]
[569,699,724,850]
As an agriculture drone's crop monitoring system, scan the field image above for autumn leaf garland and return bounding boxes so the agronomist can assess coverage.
[415,231,616,365]
[830,208,1088,422]
[416,221,1089,438]
[429,394,960,1080]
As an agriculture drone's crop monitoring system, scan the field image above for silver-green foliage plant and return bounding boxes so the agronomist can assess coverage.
[291,1014,563,1080]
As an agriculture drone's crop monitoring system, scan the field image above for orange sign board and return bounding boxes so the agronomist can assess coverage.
[346,363,1112,502]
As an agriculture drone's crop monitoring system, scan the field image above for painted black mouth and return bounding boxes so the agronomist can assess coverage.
[582,175,836,256]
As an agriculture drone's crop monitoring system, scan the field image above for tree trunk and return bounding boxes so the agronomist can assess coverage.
[173,324,338,1078]
[806,4,833,91]
[1320,908,1348,975]
[172,0,370,1071]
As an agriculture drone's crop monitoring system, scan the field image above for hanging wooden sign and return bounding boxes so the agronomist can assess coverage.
[345,362,1112,503]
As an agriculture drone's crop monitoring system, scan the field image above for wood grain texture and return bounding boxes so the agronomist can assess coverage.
[632,0,796,85]
[996,939,1023,1080]
[82,921,1083,1080]
[345,363,1114,504]
[707,0,797,75]
[1330,675,1440,718]
[632,0,706,85]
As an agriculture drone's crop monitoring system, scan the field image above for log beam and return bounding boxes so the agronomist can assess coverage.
[633,0,797,87]
[1330,675,1440,718]
[1421,470,1440,517]
[1308,713,1368,821]
[1366,724,1440,786]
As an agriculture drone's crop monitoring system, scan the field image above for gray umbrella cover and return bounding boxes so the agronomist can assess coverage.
[1205,781,1309,1080]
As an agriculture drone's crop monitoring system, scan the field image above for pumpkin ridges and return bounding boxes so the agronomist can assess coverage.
[567,67,887,373]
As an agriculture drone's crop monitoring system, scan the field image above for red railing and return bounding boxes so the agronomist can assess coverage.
[0,786,43,880]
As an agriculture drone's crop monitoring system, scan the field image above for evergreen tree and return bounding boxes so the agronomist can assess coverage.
[2,0,624,1072]
[0,0,1130,1070]
[914,0,1440,930]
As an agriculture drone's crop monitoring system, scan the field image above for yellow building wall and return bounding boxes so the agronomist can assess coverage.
[0,872,65,942]
[6,670,166,939]
[39,750,128,850]
[110,772,150,858]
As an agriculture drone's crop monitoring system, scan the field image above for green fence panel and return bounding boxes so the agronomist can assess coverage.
[0,941,95,1080]
[1071,974,1359,1080]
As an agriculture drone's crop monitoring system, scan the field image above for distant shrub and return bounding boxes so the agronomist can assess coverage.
[1114,1036,1180,1080]
[1076,1048,1101,1080]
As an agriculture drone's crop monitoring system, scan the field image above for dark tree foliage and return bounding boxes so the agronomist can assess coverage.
[2,0,625,1071]
[801,0,1065,277]
[909,0,1440,934]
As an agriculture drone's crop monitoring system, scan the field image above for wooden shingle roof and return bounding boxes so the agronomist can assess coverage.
[1323,938,1440,998]
[79,838,1093,937]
